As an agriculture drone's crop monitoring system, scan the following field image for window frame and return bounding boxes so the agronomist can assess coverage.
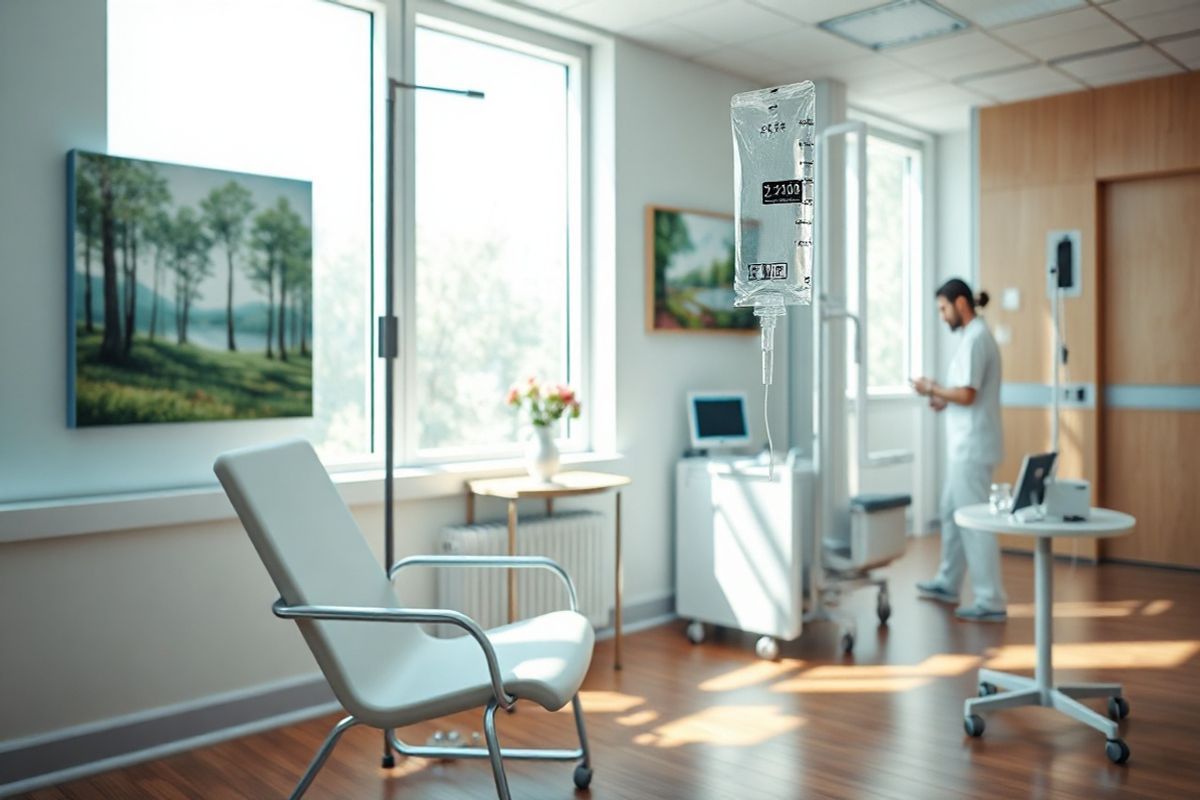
[846,110,933,400]
[393,0,592,466]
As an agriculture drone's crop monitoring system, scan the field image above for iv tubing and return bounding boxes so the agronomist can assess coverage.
[756,306,784,479]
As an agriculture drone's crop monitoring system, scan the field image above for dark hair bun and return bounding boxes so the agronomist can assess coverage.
[976,291,990,308]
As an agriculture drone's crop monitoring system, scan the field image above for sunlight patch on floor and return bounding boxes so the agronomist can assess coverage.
[616,709,660,727]
[564,690,646,714]
[770,676,928,694]
[631,705,803,748]
[1003,599,1174,619]
[984,640,1200,670]
[799,654,980,680]
[698,659,805,692]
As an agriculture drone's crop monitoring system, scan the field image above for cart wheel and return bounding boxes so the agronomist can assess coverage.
[573,763,594,789]
[964,714,985,737]
[1105,738,1130,765]
[381,753,396,769]
[978,682,998,697]
[840,629,855,654]
[1107,696,1129,721]
[877,592,892,626]
[686,620,705,645]
[755,636,780,661]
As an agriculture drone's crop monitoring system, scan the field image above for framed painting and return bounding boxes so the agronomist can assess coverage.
[67,150,313,426]
[645,205,756,333]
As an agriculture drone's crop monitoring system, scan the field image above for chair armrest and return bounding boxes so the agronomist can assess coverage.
[272,598,516,709]
[389,555,579,612]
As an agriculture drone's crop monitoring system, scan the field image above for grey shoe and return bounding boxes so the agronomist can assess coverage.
[954,605,1007,623]
[916,580,960,605]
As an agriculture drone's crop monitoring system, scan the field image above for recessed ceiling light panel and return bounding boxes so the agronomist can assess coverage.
[819,0,969,51]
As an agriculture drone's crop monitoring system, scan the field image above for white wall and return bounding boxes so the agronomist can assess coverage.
[0,3,773,744]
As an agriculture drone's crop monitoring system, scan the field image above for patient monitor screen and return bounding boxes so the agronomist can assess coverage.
[693,398,748,442]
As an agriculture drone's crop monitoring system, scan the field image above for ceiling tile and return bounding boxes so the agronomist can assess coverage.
[1104,0,1199,22]
[888,30,996,65]
[993,8,1138,60]
[919,42,1034,79]
[937,0,1085,28]
[1120,5,1200,39]
[514,0,586,11]
[746,0,883,25]
[750,25,873,69]
[671,0,803,46]
[960,64,1084,99]
[881,82,993,110]
[1158,32,1200,67]
[562,0,719,32]
[1084,62,1186,85]
[1056,43,1183,83]
[691,43,790,82]
[623,19,724,60]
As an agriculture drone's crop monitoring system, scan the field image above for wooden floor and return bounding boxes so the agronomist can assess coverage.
[23,537,1200,799]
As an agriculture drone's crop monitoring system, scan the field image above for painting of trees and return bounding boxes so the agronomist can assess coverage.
[68,151,313,426]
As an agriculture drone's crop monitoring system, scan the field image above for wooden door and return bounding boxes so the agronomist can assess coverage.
[1101,172,1200,567]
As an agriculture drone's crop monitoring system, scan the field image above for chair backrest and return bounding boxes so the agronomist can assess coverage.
[215,438,419,714]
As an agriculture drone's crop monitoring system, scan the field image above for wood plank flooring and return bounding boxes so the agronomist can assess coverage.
[21,536,1200,799]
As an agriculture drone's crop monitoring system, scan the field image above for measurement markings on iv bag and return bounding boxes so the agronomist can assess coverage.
[748,262,788,282]
[762,179,811,205]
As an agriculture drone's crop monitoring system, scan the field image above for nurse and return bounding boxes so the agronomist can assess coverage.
[911,278,1007,622]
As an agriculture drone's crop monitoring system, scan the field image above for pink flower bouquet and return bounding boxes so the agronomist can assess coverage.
[506,376,582,427]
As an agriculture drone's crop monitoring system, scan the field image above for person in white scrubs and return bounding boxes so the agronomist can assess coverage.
[911,279,1007,622]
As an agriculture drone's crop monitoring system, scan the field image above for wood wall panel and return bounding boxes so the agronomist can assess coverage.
[978,182,1098,385]
[979,90,1094,190]
[994,407,1098,559]
[1102,409,1200,568]
[1102,172,1200,386]
[1095,72,1200,180]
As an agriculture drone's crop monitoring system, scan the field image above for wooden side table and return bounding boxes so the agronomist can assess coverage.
[466,471,632,670]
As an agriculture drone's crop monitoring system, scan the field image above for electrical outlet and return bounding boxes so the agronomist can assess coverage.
[1057,383,1093,408]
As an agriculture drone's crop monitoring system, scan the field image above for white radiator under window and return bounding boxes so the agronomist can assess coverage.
[436,510,611,634]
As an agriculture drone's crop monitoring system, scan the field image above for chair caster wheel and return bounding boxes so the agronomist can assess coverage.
[686,620,705,645]
[381,754,396,768]
[978,682,998,697]
[877,590,891,625]
[841,630,855,654]
[573,763,593,789]
[1106,738,1130,764]
[755,636,780,661]
[1108,696,1130,720]
[964,714,985,737]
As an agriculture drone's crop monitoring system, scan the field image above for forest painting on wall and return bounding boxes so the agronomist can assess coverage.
[67,151,313,426]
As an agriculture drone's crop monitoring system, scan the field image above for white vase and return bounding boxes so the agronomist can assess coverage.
[525,425,560,483]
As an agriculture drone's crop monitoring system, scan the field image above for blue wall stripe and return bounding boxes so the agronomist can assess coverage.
[1105,385,1200,411]
[1001,382,1052,407]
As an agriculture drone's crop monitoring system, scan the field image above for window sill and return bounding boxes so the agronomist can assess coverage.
[0,451,627,545]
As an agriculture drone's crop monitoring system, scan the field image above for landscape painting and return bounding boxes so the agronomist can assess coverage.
[646,205,756,332]
[67,151,313,426]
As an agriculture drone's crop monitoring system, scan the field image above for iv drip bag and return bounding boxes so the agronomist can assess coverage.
[731,81,815,314]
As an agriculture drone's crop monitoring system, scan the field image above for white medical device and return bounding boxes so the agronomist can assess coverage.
[687,392,751,451]
[1045,478,1091,521]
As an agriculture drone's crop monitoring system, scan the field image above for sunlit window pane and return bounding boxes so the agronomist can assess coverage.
[865,137,913,389]
[414,26,573,454]
[107,0,373,460]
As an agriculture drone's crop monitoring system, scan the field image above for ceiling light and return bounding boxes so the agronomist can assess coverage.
[819,0,969,51]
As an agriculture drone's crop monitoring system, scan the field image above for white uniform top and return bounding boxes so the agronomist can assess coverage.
[945,315,1003,466]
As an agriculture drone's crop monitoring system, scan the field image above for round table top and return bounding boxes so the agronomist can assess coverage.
[467,470,631,500]
[953,504,1136,538]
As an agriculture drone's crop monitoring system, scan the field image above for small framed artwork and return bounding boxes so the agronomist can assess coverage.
[67,150,314,426]
[645,205,756,333]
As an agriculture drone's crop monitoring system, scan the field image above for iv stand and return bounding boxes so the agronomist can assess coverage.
[380,76,485,769]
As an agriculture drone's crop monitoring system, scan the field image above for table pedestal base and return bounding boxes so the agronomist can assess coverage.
[965,668,1124,742]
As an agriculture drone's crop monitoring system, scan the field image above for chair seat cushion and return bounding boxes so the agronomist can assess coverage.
[348,610,594,728]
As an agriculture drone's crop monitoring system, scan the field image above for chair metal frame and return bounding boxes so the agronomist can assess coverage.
[271,554,593,800]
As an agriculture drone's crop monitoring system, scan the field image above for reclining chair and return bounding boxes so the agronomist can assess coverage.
[215,439,595,799]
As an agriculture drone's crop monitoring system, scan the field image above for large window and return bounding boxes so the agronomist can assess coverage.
[848,132,924,393]
[108,0,376,463]
[109,0,589,471]
[409,12,587,461]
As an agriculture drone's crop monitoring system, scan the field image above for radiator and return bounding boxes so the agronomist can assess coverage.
[435,510,611,634]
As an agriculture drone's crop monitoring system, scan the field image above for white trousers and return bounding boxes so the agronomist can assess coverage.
[935,460,1007,612]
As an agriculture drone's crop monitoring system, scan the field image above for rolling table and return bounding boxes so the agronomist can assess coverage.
[466,471,631,670]
[954,504,1137,764]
